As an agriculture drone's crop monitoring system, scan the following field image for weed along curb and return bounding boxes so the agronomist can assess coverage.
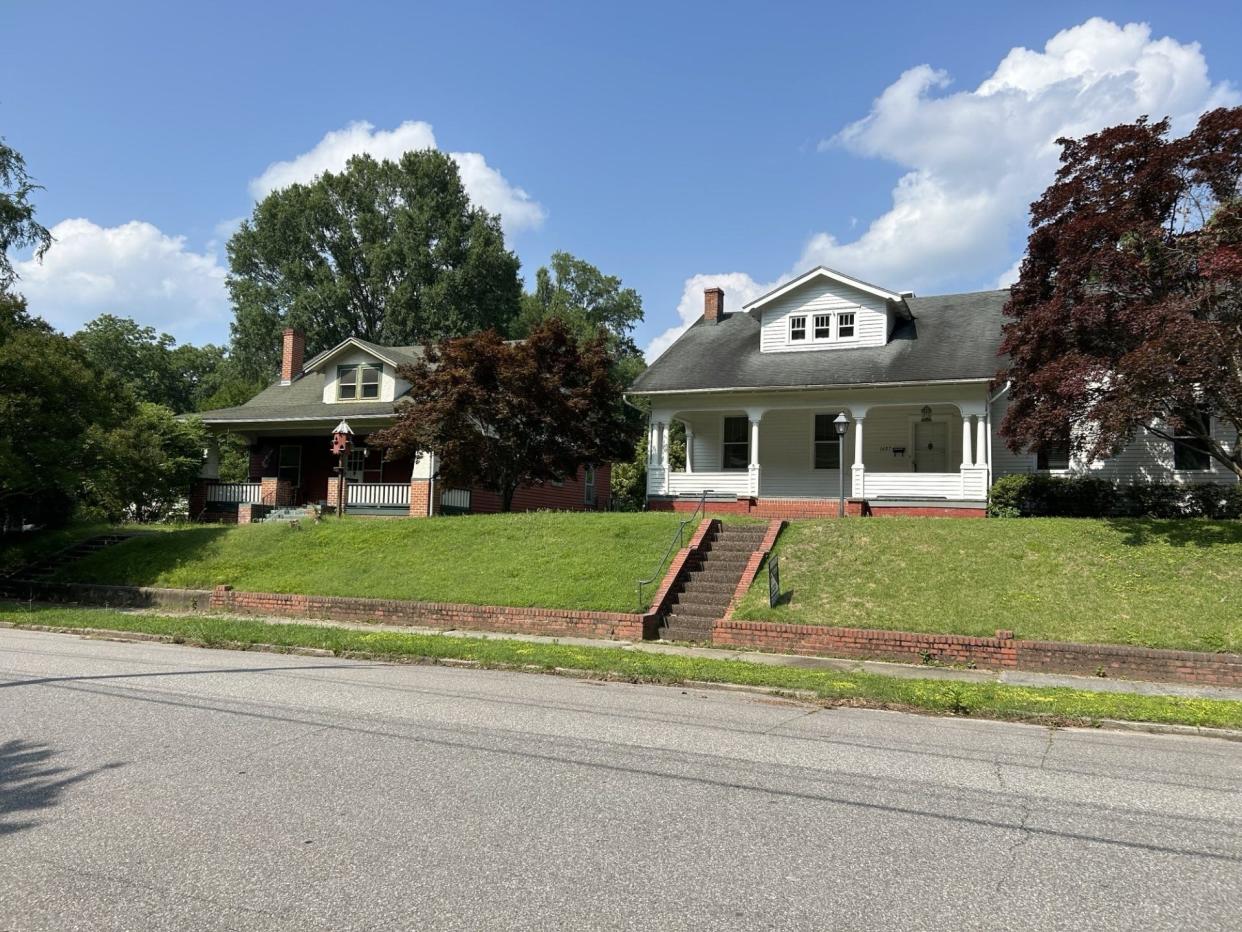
[3,611,1241,738]
[5,577,1242,690]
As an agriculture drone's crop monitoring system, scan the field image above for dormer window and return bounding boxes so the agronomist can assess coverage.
[837,312,856,339]
[338,364,380,400]
[813,314,832,340]
[789,316,807,342]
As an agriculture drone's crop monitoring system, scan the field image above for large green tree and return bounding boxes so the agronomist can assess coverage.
[515,251,646,386]
[0,295,128,529]
[0,136,51,291]
[73,314,232,414]
[227,150,523,381]
[371,318,638,512]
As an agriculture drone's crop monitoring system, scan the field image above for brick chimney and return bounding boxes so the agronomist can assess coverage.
[280,327,305,385]
[704,287,725,323]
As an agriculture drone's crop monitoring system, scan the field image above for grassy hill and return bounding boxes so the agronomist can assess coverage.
[46,513,688,613]
[733,517,1242,653]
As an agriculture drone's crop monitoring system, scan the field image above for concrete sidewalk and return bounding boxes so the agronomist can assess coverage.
[62,604,1242,703]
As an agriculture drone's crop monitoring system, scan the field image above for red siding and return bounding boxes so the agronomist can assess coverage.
[470,464,611,513]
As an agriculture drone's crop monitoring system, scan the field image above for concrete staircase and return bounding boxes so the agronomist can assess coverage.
[258,506,318,524]
[5,533,145,581]
[657,522,768,642]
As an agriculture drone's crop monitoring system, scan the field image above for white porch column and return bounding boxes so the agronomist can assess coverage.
[975,415,987,467]
[647,415,670,496]
[684,423,694,473]
[747,415,762,497]
[851,414,866,499]
[961,415,974,469]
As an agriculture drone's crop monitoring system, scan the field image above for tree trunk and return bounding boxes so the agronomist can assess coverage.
[500,484,517,513]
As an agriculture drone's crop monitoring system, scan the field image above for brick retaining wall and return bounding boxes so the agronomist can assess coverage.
[712,620,1242,687]
[206,587,645,640]
[5,578,1238,687]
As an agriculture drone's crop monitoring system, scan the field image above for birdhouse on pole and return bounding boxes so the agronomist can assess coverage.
[331,420,354,455]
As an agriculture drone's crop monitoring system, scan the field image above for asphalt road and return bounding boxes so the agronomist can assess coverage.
[0,629,1239,931]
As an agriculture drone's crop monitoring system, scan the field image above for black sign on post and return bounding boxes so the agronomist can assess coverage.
[768,556,781,608]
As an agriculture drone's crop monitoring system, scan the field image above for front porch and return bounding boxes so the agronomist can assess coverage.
[645,395,991,517]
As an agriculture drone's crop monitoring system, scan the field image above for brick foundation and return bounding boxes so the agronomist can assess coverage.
[649,498,899,518]
[711,621,1242,688]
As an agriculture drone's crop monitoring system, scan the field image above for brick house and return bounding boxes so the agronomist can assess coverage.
[626,266,1239,517]
[191,329,609,521]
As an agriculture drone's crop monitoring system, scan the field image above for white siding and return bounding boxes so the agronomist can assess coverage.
[989,395,1240,485]
[759,279,890,354]
[862,405,965,473]
[321,349,399,403]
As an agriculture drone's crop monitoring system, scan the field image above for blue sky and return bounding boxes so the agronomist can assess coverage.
[3,1,1239,359]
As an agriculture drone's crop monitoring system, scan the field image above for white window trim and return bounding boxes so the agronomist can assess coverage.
[721,414,750,471]
[583,465,597,504]
[809,411,845,470]
[336,363,383,402]
[785,310,863,346]
[787,315,808,344]
[1168,414,1215,473]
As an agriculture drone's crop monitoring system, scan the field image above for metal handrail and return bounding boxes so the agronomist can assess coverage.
[636,490,708,611]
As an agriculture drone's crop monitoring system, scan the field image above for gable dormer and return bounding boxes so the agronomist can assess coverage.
[747,266,910,353]
[294,337,413,404]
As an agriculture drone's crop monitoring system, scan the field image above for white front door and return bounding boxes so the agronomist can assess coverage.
[914,421,948,472]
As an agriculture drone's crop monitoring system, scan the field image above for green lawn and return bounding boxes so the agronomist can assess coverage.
[0,523,112,576]
[3,604,1238,730]
[46,513,688,612]
[733,518,1242,653]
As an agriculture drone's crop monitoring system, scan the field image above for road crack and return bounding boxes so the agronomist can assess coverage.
[994,726,1056,893]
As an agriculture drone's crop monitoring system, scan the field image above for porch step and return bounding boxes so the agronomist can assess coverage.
[652,520,775,644]
[656,615,716,642]
[258,506,319,524]
[5,533,148,581]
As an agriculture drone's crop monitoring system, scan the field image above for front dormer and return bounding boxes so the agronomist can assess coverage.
[273,335,412,404]
[742,266,910,354]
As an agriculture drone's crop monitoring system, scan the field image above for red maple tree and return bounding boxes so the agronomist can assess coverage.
[371,317,637,511]
[999,107,1242,478]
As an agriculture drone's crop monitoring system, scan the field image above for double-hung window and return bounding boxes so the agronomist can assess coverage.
[1172,409,1212,471]
[837,312,856,339]
[583,464,597,505]
[788,315,807,343]
[1037,427,1071,471]
[722,416,750,470]
[813,414,843,469]
[813,314,832,340]
[337,364,381,400]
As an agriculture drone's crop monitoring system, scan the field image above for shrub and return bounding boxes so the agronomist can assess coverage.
[988,475,1242,519]
[987,474,1117,517]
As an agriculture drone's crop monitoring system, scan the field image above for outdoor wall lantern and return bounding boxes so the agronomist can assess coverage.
[834,412,849,518]
[921,405,933,422]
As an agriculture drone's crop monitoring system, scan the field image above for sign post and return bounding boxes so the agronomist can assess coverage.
[767,556,781,608]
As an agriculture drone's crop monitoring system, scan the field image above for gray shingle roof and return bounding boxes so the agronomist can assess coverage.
[198,339,425,425]
[628,289,1010,394]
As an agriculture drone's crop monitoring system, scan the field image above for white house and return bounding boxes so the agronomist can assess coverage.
[627,266,1238,516]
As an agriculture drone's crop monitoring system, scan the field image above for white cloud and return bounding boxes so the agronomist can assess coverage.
[646,18,1237,360]
[13,218,230,343]
[645,272,770,362]
[249,120,547,236]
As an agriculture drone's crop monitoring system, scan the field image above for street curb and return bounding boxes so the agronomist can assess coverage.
[4,621,1241,743]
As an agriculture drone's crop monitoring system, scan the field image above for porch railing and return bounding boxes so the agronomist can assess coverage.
[862,472,974,499]
[205,482,262,504]
[346,482,410,507]
[636,490,707,612]
[663,470,751,497]
[440,488,471,514]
